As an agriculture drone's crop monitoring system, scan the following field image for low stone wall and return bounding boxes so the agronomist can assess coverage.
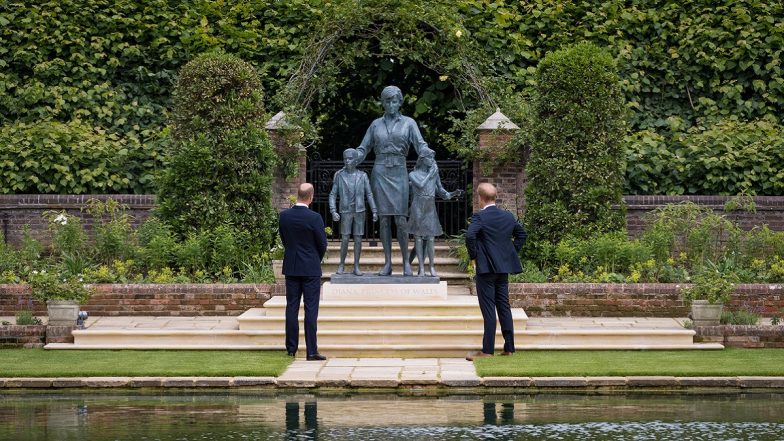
[0,284,283,317]
[695,325,784,348]
[0,325,46,348]
[510,283,784,317]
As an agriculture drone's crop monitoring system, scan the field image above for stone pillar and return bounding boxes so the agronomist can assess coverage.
[473,109,527,218]
[266,111,307,212]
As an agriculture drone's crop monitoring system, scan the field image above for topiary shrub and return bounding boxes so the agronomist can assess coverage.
[524,42,627,248]
[155,53,277,254]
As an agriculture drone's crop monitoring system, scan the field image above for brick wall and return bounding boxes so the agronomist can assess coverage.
[0,194,155,247]
[3,282,781,318]
[0,325,46,348]
[695,325,784,348]
[624,195,784,236]
[510,283,784,317]
[0,283,284,317]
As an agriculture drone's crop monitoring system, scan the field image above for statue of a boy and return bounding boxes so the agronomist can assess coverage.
[329,148,378,275]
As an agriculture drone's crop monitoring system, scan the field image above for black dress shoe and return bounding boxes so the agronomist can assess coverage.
[306,353,326,361]
[287,351,296,357]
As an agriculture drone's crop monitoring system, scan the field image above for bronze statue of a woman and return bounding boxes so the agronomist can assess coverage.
[355,86,427,276]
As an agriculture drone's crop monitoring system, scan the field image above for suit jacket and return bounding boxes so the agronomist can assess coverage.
[465,205,527,275]
[279,205,328,277]
[328,169,377,214]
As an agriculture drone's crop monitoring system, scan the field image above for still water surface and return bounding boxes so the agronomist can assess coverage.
[1,392,783,440]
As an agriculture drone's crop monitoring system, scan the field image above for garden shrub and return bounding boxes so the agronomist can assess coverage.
[640,202,742,268]
[155,53,277,255]
[84,198,137,265]
[524,42,627,247]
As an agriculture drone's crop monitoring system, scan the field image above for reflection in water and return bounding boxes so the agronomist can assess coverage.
[286,400,318,440]
[1,392,783,440]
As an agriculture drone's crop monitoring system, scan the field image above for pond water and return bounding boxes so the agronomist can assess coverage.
[1,392,783,440]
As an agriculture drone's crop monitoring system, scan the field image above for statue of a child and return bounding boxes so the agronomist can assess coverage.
[407,147,464,277]
[329,148,378,275]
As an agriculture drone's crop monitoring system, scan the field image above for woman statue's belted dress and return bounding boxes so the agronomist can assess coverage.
[355,113,427,275]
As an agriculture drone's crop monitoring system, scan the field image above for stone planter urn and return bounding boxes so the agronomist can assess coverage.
[46,300,80,326]
[691,300,723,326]
[272,260,284,281]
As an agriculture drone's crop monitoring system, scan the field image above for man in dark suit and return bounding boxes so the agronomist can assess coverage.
[279,183,328,361]
[465,183,527,361]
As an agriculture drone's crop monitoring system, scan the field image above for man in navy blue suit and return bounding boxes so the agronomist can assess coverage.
[465,183,527,361]
[279,183,328,361]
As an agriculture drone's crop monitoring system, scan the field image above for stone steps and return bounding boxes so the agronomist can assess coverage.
[61,328,719,356]
[238,309,529,331]
[57,289,724,355]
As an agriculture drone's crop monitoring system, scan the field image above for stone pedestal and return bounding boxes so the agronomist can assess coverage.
[321,281,448,301]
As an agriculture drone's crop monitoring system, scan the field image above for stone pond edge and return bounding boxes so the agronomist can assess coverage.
[2,376,784,390]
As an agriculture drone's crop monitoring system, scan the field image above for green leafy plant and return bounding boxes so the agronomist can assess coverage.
[27,270,93,304]
[720,309,760,326]
[84,198,137,264]
[682,264,736,305]
[15,310,42,326]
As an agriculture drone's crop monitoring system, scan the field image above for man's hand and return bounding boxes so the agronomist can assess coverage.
[372,212,378,222]
[332,212,340,221]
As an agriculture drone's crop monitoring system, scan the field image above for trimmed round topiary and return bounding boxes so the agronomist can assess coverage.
[524,42,627,246]
[156,53,277,254]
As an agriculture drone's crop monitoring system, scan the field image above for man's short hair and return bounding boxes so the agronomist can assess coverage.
[298,183,314,201]
[477,183,497,202]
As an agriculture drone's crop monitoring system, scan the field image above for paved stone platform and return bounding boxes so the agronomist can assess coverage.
[276,358,480,387]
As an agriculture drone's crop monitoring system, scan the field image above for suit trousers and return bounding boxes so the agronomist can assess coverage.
[476,272,515,354]
[285,275,321,356]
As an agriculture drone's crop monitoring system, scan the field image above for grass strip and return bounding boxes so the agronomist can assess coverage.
[0,349,291,377]
[475,348,784,377]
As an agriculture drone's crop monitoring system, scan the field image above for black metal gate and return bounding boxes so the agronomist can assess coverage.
[308,154,471,241]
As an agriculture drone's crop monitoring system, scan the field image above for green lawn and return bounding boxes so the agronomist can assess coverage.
[475,348,784,377]
[0,350,292,377]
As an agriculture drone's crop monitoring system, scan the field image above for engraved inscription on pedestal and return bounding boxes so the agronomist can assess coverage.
[321,281,448,301]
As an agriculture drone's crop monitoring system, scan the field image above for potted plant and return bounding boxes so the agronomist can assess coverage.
[28,270,93,326]
[682,265,736,326]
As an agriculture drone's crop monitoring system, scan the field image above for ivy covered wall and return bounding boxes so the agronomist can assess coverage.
[1,0,781,194]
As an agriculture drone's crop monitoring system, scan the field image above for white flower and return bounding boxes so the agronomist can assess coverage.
[79,278,83,282]
[455,30,463,38]
[32,270,38,275]
[54,214,68,225]
[439,75,449,81]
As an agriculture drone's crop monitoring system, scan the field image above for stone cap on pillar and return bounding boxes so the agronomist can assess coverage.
[477,108,519,131]
[265,111,288,130]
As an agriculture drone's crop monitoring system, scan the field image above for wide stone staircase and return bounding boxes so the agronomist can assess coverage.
[48,241,723,354]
